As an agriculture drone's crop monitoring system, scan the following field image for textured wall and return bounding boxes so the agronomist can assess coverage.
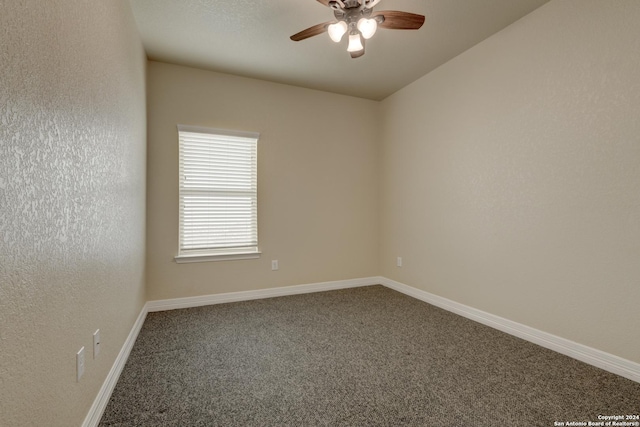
[0,1,147,426]
[146,61,379,300]
[379,0,640,363]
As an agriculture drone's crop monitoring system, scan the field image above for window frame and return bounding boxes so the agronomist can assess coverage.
[174,125,260,264]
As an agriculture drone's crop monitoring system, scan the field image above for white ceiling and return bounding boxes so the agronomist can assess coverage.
[129,0,549,100]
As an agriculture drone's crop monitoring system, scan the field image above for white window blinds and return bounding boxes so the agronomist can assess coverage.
[178,125,259,258]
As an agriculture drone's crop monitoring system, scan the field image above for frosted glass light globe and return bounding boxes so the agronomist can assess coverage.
[357,18,377,39]
[328,21,348,42]
[347,33,364,52]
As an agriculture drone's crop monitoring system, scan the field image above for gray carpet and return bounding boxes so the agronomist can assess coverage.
[99,285,639,426]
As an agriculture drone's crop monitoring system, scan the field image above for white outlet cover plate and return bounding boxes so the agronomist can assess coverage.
[77,347,85,382]
[93,329,101,358]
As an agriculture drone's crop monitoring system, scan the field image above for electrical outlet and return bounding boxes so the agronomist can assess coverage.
[77,347,85,382]
[93,329,101,359]
[397,257,403,267]
[271,260,279,271]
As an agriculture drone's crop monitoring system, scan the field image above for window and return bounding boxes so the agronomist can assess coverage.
[175,125,259,263]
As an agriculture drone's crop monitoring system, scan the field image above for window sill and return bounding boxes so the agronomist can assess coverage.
[174,251,261,264]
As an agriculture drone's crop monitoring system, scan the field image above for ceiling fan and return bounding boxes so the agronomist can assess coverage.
[290,0,425,59]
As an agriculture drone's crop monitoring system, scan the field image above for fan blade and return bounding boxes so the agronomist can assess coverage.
[290,22,331,41]
[373,10,425,30]
[316,0,331,6]
[350,49,365,59]
[350,38,365,59]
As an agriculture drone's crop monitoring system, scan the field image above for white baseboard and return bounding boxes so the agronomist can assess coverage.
[146,276,380,312]
[378,276,640,384]
[82,303,149,427]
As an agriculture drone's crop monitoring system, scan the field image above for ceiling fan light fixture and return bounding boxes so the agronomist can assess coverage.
[347,32,364,52]
[357,17,377,39]
[289,1,425,59]
[327,21,348,42]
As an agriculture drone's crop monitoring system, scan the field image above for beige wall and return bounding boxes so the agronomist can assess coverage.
[146,61,379,300]
[0,1,147,426]
[379,0,640,364]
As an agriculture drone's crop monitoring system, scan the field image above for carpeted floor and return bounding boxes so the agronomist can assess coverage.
[99,285,639,426]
